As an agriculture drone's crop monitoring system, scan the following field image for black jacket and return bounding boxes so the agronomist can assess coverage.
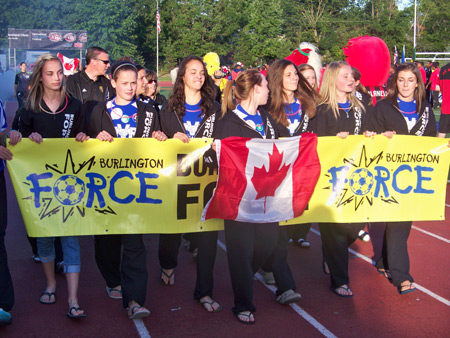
[154,93,168,107]
[213,106,278,140]
[66,70,114,124]
[372,97,436,136]
[275,113,318,138]
[159,101,220,138]
[315,103,372,137]
[18,94,85,138]
[66,70,113,104]
[88,99,160,138]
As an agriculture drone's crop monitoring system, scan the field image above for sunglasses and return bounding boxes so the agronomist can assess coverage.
[96,58,110,65]
[148,79,157,84]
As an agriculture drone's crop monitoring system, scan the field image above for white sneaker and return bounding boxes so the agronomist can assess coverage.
[277,289,301,304]
[358,230,370,242]
[297,239,311,248]
[263,272,276,285]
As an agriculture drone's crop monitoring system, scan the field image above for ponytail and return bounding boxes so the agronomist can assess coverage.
[221,79,236,117]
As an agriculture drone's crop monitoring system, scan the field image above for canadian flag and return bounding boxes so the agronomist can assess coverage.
[202,133,321,223]
[57,53,80,76]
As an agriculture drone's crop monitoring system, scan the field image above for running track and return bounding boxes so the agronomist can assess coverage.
[1,101,449,337]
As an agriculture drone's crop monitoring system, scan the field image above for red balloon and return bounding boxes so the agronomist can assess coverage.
[343,36,391,87]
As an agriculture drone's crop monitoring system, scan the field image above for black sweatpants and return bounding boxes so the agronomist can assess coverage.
[319,223,362,288]
[158,234,181,269]
[193,231,218,300]
[224,220,278,314]
[94,234,122,288]
[261,226,296,296]
[375,221,413,287]
[159,231,218,301]
[94,234,148,308]
[0,171,14,312]
[289,223,312,241]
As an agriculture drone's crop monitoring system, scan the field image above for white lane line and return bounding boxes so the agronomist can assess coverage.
[217,240,338,338]
[412,225,450,244]
[133,318,151,338]
[310,228,450,307]
[414,285,450,306]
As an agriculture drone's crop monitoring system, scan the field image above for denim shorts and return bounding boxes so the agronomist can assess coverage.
[37,236,81,273]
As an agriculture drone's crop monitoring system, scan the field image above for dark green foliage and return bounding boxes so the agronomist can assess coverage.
[1,0,449,70]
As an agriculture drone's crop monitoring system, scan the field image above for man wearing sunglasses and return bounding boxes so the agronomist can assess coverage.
[67,46,114,124]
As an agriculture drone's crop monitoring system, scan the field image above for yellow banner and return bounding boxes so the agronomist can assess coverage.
[283,135,450,225]
[7,136,450,237]
[8,138,223,237]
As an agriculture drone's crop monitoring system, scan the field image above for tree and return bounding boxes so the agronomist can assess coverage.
[416,0,450,52]
[235,0,290,66]
[3,0,447,70]
[71,0,143,64]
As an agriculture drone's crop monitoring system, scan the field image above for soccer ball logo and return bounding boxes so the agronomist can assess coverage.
[53,175,86,205]
[349,168,374,196]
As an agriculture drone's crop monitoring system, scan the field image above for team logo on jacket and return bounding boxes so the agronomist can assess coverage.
[201,114,215,138]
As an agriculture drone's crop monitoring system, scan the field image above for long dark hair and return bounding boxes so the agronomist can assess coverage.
[167,55,216,118]
[266,59,317,127]
[387,62,425,111]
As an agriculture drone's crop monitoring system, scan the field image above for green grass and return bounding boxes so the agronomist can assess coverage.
[160,88,172,98]
[159,75,171,82]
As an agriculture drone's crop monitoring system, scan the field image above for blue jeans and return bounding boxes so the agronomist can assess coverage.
[37,236,81,273]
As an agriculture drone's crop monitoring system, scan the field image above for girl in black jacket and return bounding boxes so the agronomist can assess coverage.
[257,59,316,303]
[316,61,375,297]
[213,69,279,324]
[18,53,89,319]
[267,59,319,250]
[88,61,166,319]
[158,55,221,313]
[372,62,437,295]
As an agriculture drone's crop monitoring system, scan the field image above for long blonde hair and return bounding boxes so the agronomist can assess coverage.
[25,53,66,112]
[319,61,365,118]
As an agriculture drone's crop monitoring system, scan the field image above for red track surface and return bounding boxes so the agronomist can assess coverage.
[1,101,449,337]
[159,81,172,88]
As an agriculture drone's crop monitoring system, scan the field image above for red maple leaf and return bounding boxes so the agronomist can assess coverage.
[251,143,291,213]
